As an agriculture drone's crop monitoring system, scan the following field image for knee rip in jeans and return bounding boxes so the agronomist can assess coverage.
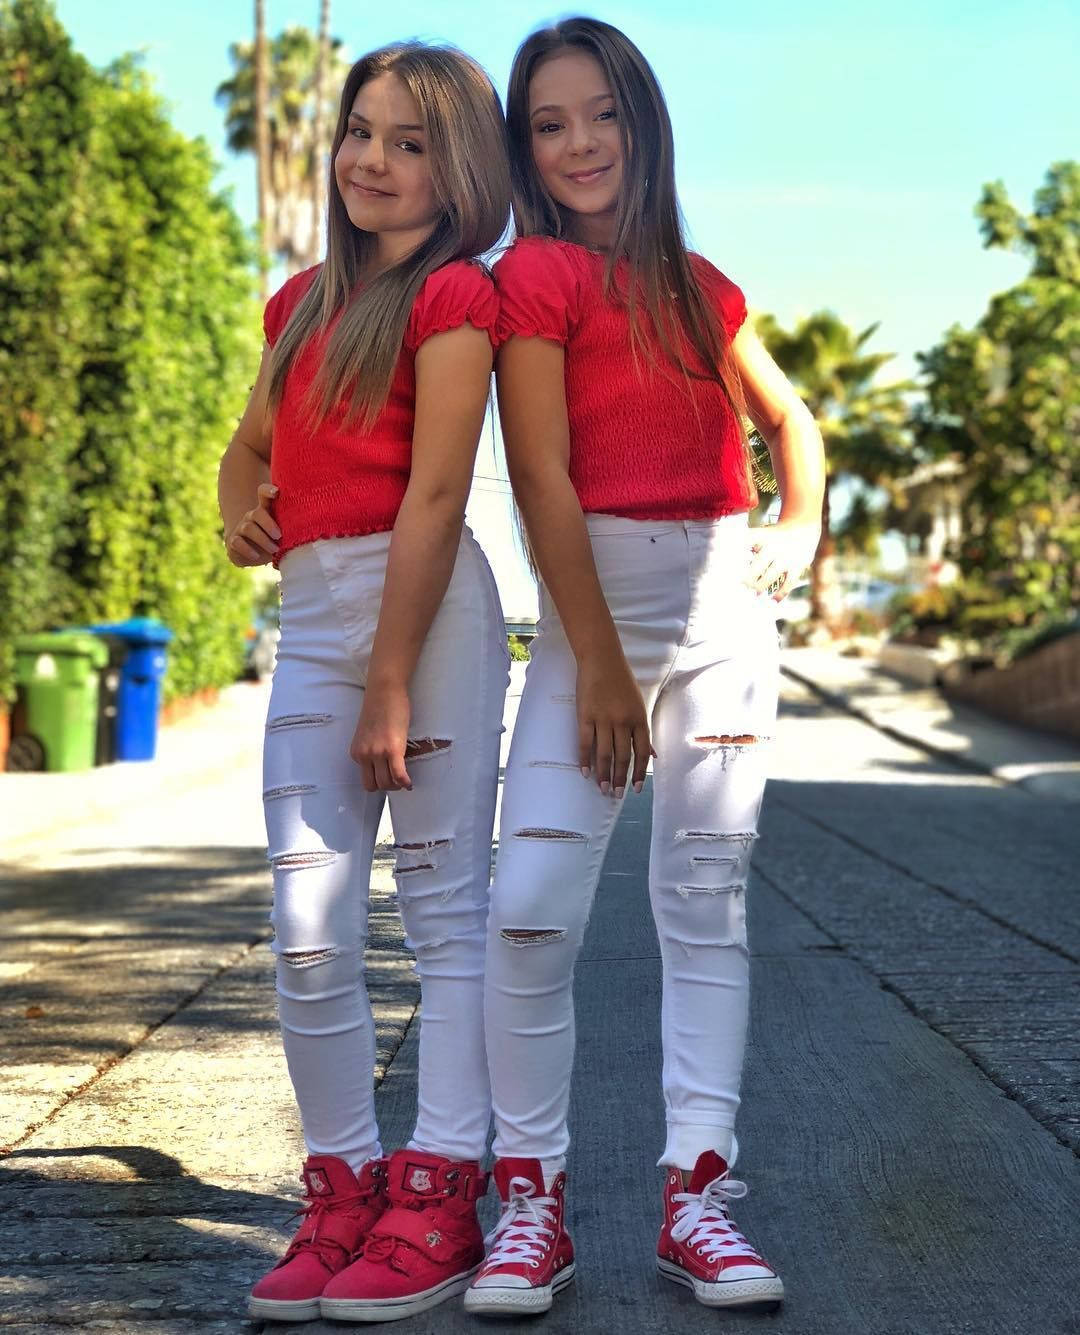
[404,737,452,761]
[280,947,339,968]
[270,850,337,870]
[393,838,452,879]
[263,783,317,801]
[676,880,747,900]
[691,734,771,771]
[500,928,567,947]
[512,828,587,843]
[267,713,332,732]
[674,829,758,848]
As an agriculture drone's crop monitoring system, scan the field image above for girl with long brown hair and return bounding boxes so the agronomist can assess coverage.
[465,16,825,1317]
[218,42,511,1324]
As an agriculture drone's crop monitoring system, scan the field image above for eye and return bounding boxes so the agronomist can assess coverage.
[535,120,562,135]
[596,106,616,122]
[350,127,370,140]
[398,139,423,154]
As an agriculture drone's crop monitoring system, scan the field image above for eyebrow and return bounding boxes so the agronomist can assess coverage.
[529,92,614,116]
[348,112,425,131]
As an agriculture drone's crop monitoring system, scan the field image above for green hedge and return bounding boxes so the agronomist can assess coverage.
[0,0,260,704]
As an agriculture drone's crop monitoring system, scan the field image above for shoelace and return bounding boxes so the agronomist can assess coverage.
[484,1177,558,1269]
[286,1186,376,1257]
[670,1172,761,1264]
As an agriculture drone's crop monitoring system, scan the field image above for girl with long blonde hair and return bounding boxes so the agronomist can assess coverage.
[218,41,511,1324]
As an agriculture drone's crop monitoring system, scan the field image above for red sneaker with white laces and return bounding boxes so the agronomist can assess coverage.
[463,1158,575,1316]
[657,1150,783,1308]
[249,1155,388,1321]
[319,1148,487,1322]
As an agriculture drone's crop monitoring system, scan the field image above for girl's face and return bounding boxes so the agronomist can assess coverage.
[528,48,623,242]
[334,72,441,263]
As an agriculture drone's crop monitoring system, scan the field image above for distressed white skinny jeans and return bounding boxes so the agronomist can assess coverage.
[486,513,778,1171]
[263,529,508,1171]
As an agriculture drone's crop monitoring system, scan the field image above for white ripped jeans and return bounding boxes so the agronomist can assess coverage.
[263,529,508,1171]
[485,513,779,1171]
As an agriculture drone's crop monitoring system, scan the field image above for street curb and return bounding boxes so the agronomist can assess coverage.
[780,661,1046,797]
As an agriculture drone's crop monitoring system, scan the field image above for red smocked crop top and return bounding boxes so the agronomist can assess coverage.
[264,259,500,559]
[493,237,756,520]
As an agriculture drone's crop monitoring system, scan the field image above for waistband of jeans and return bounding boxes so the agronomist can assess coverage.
[585,512,750,538]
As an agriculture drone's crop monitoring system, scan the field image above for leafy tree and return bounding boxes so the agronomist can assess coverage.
[755,311,913,622]
[217,25,348,273]
[0,0,95,699]
[0,0,261,708]
[59,56,261,699]
[915,162,1080,623]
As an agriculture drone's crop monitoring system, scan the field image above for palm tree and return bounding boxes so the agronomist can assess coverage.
[217,25,347,274]
[755,311,913,624]
[310,0,331,266]
[253,0,270,297]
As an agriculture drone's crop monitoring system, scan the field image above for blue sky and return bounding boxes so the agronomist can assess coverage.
[57,0,1079,379]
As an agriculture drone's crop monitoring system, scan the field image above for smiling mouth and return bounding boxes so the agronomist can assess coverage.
[566,165,612,185]
[349,181,394,198]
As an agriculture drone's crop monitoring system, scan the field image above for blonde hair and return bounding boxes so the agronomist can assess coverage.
[269,43,511,426]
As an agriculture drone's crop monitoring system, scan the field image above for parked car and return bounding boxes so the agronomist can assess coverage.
[775,580,812,641]
[243,608,279,680]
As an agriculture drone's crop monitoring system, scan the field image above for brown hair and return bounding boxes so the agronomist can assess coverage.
[268,42,511,426]
[506,17,754,467]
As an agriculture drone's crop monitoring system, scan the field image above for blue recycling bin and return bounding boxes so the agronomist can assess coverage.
[86,618,174,761]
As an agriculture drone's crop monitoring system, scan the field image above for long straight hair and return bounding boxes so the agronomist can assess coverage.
[506,17,755,469]
[268,43,511,426]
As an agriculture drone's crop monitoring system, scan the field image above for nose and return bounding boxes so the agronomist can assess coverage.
[359,138,388,175]
[566,117,599,157]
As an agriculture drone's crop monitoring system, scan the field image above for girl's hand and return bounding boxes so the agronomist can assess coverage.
[225,483,280,566]
[746,520,821,601]
[350,682,413,792]
[576,650,653,797]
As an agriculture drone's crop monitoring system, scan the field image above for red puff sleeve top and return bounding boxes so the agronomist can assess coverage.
[493,237,756,520]
[264,259,500,559]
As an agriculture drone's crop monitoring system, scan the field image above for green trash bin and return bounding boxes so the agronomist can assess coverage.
[9,633,109,772]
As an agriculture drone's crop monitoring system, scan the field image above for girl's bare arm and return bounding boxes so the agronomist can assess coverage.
[350,324,494,792]
[497,336,651,796]
[217,344,279,566]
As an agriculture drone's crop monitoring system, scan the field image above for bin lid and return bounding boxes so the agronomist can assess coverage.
[15,632,109,666]
[87,617,174,646]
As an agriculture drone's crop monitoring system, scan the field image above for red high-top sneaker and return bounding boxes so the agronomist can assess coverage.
[463,1158,575,1316]
[249,1155,388,1321]
[319,1148,487,1322]
[657,1150,783,1308]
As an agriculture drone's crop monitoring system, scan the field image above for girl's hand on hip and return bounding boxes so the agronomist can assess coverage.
[350,683,413,792]
[226,483,280,566]
[746,520,821,601]
[576,650,653,798]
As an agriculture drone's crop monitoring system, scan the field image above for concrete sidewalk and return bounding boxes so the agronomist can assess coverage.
[2,662,1077,1332]
[781,645,1080,804]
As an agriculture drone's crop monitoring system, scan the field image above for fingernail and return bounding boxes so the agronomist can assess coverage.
[581,767,591,779]
[633,780,643,793]
[600,781,609,794]
[615,786,625,799]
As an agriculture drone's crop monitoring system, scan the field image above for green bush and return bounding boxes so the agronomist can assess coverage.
[0,0,260,704]
[0,0,95,699]
[508,634,531,662]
